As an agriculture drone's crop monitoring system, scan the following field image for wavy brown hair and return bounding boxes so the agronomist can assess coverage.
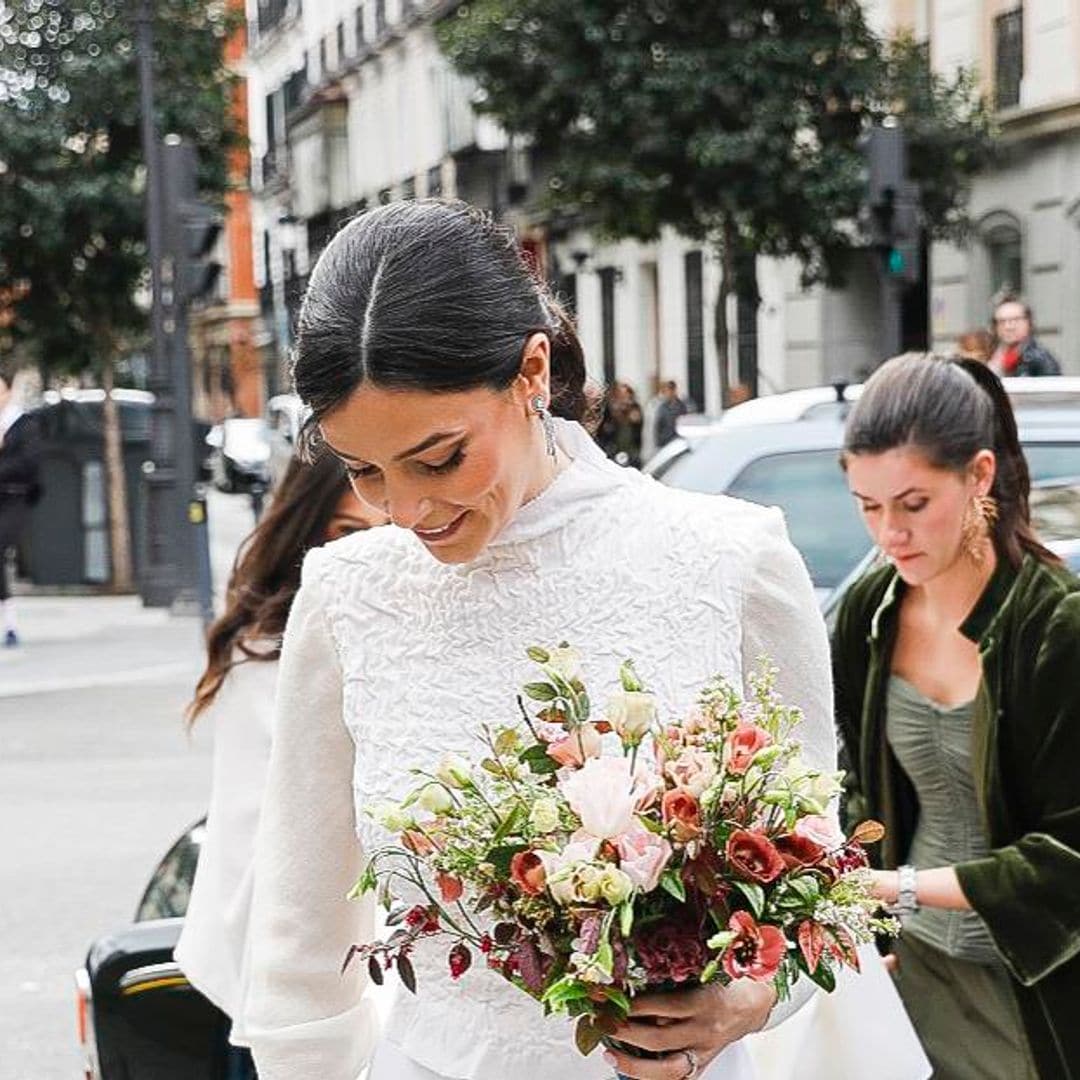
[187,453,351,721]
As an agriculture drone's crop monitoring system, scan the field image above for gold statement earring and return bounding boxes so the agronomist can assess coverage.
[531,394,557,460]
[961,494,999,564]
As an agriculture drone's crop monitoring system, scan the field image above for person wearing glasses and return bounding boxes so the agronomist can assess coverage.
[988,295,1061,377]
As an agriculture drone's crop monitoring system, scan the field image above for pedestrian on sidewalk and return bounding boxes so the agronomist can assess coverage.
[988,295,1061,377]
[0,360,43,648]
[654,378,689,449]
[175,453,387,1079]
[834,354,1080,1079]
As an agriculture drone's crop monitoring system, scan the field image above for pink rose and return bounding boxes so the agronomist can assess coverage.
[665,747,718,797]
[794,814,845,851]
[546,722,603,768]
[616,823,673,893]
[724,721,772,775]
[560,758,642,839]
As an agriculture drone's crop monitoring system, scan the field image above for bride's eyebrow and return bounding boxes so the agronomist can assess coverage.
[322,430,465,465]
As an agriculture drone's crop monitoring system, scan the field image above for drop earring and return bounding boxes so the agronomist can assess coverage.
[531,394,557,460]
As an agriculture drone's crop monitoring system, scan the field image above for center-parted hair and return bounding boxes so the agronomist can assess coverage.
[291,199,588,452]
[842,353,1058,568]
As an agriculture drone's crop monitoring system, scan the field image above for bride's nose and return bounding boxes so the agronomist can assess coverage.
[383,475,435,530]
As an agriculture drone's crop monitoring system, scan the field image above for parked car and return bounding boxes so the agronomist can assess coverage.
[647,379,1080,598]
[75,821,234,1080]
[205,418,272,494]
[266,393,306,489]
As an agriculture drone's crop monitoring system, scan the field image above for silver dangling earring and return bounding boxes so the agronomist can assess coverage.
[531,394,557,460]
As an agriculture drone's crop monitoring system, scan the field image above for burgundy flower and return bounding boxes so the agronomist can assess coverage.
[722,911,787,982]
[448,943,472,980]
[774,833,825,871]
[633,915,710,985]
[726,829,786,885]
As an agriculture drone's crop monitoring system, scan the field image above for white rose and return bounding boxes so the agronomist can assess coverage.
[559,756,641,839]
[597,865,634,906]
[529,798,561,834]
[538,837,600,905]
[547,645,583,683]
[417,783,454,814]
[372,801,414,832]
[436,752,472,790]
[607,690,658,746]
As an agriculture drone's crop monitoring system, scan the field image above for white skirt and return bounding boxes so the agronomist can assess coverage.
[369,1037,755,1080]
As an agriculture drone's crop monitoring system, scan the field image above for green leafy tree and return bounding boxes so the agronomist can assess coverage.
[0,0,238,589]
[438,1,994,401]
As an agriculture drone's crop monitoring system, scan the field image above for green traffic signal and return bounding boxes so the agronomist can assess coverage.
[887,248,906,275]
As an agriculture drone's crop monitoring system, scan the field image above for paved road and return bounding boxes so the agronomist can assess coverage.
[0,490,256,1079]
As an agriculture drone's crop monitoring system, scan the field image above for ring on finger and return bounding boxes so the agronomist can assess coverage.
[680,1048,700,1080]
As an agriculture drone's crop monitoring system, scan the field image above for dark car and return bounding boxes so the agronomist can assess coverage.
[74,821,236,1080]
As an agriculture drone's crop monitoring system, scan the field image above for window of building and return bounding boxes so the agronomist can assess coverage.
[994,8,1023,110]
[319,37,328,78]
[684,251,705,413]
[336,20,346,63]
[427,164,443,197]
[355,6,365,47]
[599,267,618,385]
[401,176,417,201]
[375,0,386,36]
[983,216,1023,295]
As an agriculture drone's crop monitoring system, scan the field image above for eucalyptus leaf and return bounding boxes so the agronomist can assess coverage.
[526,646,551,664]
[733,880,766,918]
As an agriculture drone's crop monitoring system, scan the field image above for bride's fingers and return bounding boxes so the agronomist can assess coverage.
[611,1019,691,1053]
[628,986,703,1018]
[603,1047,700,1079]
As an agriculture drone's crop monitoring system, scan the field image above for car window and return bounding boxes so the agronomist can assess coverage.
[723,450,870,589]
[135,822,205,922]
[1024,443,1080,483]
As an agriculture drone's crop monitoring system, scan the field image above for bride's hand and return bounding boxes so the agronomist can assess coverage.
[603,979,776,1079]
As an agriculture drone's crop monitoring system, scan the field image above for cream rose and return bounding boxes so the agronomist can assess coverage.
[547,645,584,683]
[607,689,658,746]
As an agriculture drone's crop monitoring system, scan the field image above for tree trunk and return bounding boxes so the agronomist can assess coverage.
[713,216,736,409]
[101,355,134,593]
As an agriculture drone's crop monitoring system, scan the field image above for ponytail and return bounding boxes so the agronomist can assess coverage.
[951,359,1061,568]
[543,297,589,423]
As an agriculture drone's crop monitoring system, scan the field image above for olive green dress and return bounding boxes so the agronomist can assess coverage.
[885,676,1038,1080]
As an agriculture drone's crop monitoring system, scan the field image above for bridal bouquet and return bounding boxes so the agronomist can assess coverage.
[346,646,896,1056]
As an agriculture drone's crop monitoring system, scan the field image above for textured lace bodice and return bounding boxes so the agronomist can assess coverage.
[242,419,835,1080]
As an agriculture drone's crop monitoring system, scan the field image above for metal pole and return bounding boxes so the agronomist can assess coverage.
[136,0,181,607]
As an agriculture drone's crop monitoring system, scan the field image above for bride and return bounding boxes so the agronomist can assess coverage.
[240,199,836,1080]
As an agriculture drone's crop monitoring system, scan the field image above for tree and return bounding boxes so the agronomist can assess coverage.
[438,2,994,401]
[0,0,238,590]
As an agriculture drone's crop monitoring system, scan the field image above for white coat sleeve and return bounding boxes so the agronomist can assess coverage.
[739,508,837,1031]
[240,550,377,1079]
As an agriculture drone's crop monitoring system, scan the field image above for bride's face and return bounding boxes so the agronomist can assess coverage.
[318,355,550,564]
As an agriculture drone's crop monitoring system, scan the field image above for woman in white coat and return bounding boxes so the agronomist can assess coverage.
[239,200,918,1080]
[175,453,386,1077]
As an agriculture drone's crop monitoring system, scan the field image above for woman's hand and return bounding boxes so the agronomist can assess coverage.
[603,979,777,1079]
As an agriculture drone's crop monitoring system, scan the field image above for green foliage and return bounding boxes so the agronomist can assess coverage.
[438,1,995,286]
[0,0,240,375]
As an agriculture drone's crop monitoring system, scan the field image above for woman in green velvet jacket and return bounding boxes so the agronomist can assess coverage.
[832,355,1080,1080]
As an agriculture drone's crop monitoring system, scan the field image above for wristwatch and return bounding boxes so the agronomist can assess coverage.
[892,864,919,917]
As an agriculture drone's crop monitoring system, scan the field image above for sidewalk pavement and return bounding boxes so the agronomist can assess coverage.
[0,594,205,700]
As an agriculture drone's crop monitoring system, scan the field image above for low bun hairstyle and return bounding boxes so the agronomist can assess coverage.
[291,199,588,449]
[842,353,1059,569]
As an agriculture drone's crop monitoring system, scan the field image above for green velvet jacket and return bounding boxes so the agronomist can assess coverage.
[832,554,1080,1080]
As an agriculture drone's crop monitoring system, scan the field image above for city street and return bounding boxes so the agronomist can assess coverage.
[0,491,256,1080]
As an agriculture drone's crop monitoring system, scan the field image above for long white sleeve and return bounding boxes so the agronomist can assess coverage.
[240,551,377,1079]
[739,509,836,1031]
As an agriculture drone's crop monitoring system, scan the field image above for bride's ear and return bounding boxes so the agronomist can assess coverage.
[512,333,552,411]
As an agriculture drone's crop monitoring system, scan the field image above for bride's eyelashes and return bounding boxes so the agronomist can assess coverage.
[344,443,468,481]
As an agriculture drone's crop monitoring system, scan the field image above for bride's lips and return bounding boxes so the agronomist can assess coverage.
[413,512,468,545]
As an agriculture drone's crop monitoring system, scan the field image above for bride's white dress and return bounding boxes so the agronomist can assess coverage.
[238,419,928,1080]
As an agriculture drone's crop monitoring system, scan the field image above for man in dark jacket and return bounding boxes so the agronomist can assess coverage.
[0,362,42,647]
[990,296,1062,376]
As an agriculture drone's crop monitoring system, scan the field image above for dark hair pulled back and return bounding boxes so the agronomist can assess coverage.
[292,199,588,451]
[842,353,1058,568]
[187,453,350,722]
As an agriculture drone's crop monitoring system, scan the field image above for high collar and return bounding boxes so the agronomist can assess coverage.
[483,417,641,550]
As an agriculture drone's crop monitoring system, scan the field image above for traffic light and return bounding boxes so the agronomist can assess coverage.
[163,136,224,305]
[858,124,922,287]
